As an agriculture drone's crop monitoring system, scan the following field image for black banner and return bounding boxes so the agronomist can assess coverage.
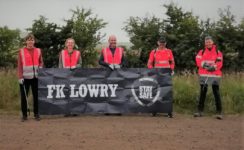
[38,68,173,115]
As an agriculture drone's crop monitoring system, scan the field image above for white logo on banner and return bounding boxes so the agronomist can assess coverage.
[46,84,118,98]
[131,77,160,107]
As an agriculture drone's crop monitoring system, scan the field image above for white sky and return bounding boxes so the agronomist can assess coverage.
[0,0,243,42]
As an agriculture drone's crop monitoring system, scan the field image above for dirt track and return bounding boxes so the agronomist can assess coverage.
[0,114,243,150]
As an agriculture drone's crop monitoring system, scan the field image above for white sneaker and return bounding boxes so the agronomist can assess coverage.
[215,114,223,120]
[194,112,203,117]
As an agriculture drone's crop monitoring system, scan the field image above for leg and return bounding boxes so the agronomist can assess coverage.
[167,112,173,118]
[19,84,27,119]
[31,78,40,120]
[212,84,222,113]
[194,84,208,117]
[198,84,208,112]
[19,79,30,121]
[152,112,157,117]
[212,84,223,119]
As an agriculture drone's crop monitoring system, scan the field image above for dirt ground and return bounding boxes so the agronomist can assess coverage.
[0,113,243,150]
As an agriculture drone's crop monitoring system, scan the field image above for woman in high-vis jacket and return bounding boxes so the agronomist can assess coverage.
[17,33,44,121]
[59,38,82,69]
[194,36,223,119]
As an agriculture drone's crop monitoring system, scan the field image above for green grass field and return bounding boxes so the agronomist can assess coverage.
[0,69,243,114]
[0,69,20,113]
[173,72,244,114]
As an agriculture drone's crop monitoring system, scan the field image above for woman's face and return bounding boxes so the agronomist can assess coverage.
[66,39,75,50]
[205,39,214,49]
[157,41,166,48]
[26,38,35,49]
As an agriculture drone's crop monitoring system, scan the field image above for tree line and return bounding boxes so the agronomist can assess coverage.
[0,3,243,71]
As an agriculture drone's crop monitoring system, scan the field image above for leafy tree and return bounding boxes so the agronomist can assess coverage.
[125,48,141,68]
[27,16,61,67]
[63,7,107,67]
[214,7,241,71]
[199,18,216,47]
[195,7,243,72]
[124,3,202,70]
[124,15,164,67]
[236,19,244,71]
[27,8,107,68]
[0,26,20,68]
[124,3,244,72]
[163,3,202,71]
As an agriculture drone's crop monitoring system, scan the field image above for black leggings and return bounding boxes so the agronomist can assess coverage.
[19,78,38,117]
[198,84,222,113]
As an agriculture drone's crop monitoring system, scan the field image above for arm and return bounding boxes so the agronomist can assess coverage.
[195,50,204,68]
[17,49,23,79]
[215,51,223,70]
[58,51,63,68]
[169,50,175,70]
[120,54,127,68]
[147,50,154,68]
[76,52,82,68]
[39,49,44,68]
[98,51,110,68]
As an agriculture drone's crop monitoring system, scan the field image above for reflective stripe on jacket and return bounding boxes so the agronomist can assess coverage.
[102,47,123,65]
[20,48,41,79]
[195,45,223,77]
[147,48,175,70]
[61,49,80,69]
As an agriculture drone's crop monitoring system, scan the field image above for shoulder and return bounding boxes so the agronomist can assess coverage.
[217,50,223,56]
[18,48,25,55]
[118,47,124,50]
[166,49,173,52]
[19,47,25,52]
[148,49,155,54]
[102,47,108,51]
[217,49,222,54]
[61,49,66,53]
[60,49,66,55]
[35,47,42,52]
[197,49,203,54]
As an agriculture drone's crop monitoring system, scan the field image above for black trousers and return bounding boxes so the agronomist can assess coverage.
[198,84,222,113]
[19,78,38,117]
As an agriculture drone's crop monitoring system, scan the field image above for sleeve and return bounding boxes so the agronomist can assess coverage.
[17,49,23,79]
[98,49,109,68]
[76,51,82,68]
[39,49,44,68]
[169,50,175,70]
[215,51,223,70]
[196,50,203,68]
[121,54,127,68]
[58,51,63,68]
[147,50,155,68]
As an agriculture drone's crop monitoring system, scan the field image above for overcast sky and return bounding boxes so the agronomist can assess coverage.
[0,0,243,42]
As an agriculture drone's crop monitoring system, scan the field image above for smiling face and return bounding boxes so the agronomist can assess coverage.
[25,36,35,49]
[65,38,75,50]
[157,41,166,49]
[108,35,117,48]
[205,39,214,49]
